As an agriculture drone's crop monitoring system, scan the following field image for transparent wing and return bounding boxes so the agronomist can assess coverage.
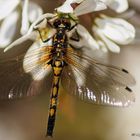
[61,47,135,107]
[0,43,53,100]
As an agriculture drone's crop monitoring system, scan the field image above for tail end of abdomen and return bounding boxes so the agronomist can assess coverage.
[46,108,56,137]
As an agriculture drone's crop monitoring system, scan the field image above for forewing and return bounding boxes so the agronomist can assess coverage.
[65,47,136,86]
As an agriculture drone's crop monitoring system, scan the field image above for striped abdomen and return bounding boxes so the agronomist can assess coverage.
[46,60,64,137]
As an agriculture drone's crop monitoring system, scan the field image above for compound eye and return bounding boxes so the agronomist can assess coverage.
[53,19,61,28]
[66,22,71,28]
[63,19,71,29]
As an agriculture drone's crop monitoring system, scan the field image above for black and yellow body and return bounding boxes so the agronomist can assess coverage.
[47,60,64,136]
[36,13,78,136]
[46,16,74,136]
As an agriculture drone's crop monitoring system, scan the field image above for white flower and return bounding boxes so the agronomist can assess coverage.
[0,0,43,48]
[57,0,107,15]
[90,0,135,53]
[57,0,128,14]
[102,0,129,13]
[5,0,107,52]
[5,0,135,53]
[4,13,55,52]
[69,24,100,50]
[21,0,43,34]
[92,15,135,53]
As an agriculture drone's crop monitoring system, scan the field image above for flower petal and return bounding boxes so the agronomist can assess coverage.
[0,11,19,48]
[4,31,36,52]
[21,0,43,35]
[76,24,99,50]
[97,40,108,52]
[20,0,30,35]
[4,13,55,52]
[23,42,51,80]
[56,0,74,13]
[72,0,83,3]
[0,0,19,20]
[93,27,120,53]
[28,1,43,23]
[95,15,135,45]
[74,0,107,16]
[103,0,129,13]
[56,0,84,13]
[28,13,54,33]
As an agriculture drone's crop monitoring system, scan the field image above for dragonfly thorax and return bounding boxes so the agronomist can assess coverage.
[50,28,68,67]
[53,30,67,46]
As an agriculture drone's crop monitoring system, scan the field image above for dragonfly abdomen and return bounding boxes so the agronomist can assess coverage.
[47,60,64,137]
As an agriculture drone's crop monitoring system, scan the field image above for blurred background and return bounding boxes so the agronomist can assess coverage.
[0,0,140,140]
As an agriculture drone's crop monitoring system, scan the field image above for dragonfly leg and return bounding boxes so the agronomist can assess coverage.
[70,29,80,42]
[35,28,53,43]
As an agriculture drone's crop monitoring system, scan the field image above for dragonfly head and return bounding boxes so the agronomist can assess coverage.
[53,18,71,30]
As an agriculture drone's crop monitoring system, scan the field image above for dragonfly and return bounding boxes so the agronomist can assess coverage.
[0,12,136,137]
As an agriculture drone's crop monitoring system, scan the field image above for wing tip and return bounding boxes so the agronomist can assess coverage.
[125,86,135,107]
[122,69,129,74]
[122,69,136,85]
[125,86,132,92]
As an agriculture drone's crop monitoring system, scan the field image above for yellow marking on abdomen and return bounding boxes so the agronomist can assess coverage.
[51,98,56,106]
[50,108,55,116]
[55,61,61,67]
[53,76,59,85]
[53,67,62,75]
[53,86,58,96]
